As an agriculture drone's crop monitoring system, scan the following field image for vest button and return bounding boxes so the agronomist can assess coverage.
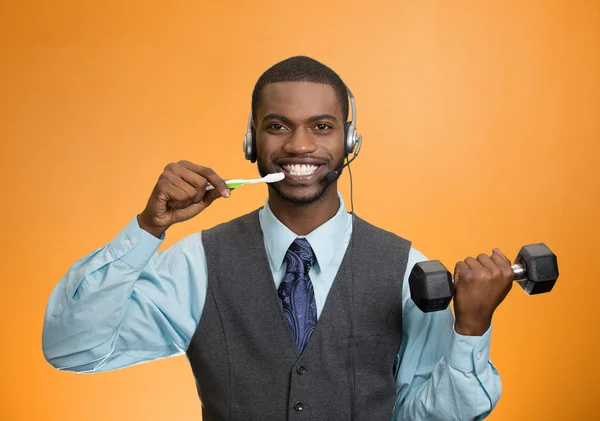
[297,365,306,375]
[294,401,304,412]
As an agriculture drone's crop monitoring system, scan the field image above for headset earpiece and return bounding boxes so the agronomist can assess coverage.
[243,114,257,163]
[344,121,362,157]
[344,85,362,158]
[344,121,352,155]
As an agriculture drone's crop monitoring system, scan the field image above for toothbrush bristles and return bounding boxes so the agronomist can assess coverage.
[264,172,285,183]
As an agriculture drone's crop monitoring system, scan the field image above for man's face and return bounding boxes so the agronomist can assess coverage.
[254,81,346,205]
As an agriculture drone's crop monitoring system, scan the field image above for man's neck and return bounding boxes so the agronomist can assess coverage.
[267,187,340,236]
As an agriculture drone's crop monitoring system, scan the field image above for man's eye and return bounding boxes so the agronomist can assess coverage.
[315,124,331,131]
[269,124,285,130]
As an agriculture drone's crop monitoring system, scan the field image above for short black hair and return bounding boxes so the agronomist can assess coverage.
[251,56,349,123]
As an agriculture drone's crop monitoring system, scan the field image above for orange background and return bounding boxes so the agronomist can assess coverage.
[1,1,598,419]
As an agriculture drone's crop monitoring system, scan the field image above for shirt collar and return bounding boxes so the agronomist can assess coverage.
[259,191,351,274]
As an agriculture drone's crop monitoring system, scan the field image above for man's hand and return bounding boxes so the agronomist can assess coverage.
[137,160,231,238]
[452,248,515,336]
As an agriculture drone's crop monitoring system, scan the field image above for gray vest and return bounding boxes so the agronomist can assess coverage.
[186,209,411,420]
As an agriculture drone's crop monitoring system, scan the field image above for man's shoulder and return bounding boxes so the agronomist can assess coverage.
[352,213,411,245]
[202,207,263,237]
[353,216,428,262]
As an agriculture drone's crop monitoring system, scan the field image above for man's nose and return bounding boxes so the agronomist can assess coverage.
[282,128,318,155]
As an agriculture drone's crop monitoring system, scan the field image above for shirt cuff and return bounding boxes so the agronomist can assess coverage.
[446,324,492,375]
[107,215,164,270]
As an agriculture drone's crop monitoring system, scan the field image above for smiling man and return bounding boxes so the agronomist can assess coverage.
[43,56,508,420]
[254,77,348,234]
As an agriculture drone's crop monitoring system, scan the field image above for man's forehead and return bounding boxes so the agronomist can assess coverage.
[258,81,341,118]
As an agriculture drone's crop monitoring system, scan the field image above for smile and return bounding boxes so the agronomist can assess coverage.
[281,164,320,176]
[278,162,326,181]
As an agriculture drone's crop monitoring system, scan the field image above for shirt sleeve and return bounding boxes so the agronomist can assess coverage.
[41,216,208,373]
[392,248,502,420]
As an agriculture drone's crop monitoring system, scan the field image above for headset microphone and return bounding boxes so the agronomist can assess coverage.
[324,168,342,184]
[325,151,359,184]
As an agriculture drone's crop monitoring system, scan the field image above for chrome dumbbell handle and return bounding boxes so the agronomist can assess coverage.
[511,264,526,282]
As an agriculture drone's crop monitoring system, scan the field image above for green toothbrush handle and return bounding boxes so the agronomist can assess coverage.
[206,180,248,191]
[226,181,247,188]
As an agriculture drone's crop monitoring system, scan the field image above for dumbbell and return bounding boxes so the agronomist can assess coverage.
[409,243,559,313]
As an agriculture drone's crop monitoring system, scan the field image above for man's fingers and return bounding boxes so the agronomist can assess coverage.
[464,256,483,270]
[492,248,512,265]
[491,251,515,281]
[179,161,230,198]
[173,165,208,203]
[476,253,498,271]
[202,188,230,208]
[163,172,197,206]
[203,169,230,198]
[172,202,205,222]
[454,261,470,281]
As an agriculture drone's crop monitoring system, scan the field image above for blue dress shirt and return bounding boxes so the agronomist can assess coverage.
[42,192,501,420]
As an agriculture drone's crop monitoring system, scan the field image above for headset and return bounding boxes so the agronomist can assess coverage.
[242,83,363,183]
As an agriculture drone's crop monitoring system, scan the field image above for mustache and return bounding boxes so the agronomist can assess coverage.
[272,155,329,165]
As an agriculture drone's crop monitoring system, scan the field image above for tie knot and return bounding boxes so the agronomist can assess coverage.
[285,238,316,273]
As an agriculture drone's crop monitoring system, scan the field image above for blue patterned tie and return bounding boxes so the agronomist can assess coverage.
[278,238,318,354]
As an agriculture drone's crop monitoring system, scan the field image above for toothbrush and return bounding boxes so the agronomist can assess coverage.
[205,172,285,191]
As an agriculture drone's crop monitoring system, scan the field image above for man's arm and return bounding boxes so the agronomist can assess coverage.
[42,216,208,372]
[393,248,502,420]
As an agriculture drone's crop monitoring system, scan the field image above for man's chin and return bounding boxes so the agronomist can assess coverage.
[258,161,337,205]
[270,184,329,205]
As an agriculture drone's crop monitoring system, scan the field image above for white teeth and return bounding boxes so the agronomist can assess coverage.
[282,164,319,176]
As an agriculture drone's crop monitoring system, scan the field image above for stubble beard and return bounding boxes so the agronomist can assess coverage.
[257,158,334,205]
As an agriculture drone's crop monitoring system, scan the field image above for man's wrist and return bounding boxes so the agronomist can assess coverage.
[137,214,168,239]
[454,318,491,337]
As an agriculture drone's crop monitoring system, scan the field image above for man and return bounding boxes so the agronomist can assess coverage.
[43,56,511,420]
